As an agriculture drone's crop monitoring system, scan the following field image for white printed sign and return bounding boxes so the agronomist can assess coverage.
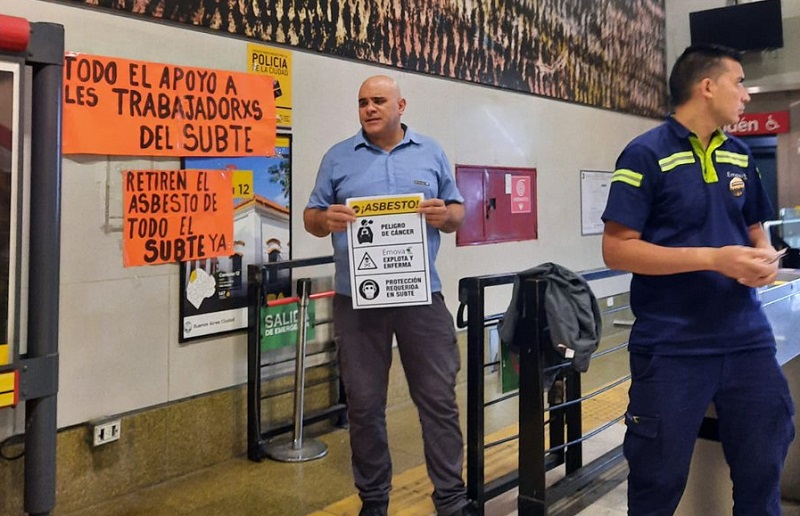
[346,193,432,309]
[580,170,612,236]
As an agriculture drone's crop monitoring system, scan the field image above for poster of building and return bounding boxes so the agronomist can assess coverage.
[179,134,291,342]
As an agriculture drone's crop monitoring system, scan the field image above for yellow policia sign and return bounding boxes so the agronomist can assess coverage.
[247,44,292,128]
[349,196,421,217]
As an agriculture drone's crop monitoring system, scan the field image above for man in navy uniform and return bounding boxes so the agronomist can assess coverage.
[602,44,795,515]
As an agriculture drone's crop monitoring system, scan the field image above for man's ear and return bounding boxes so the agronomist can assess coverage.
[398,97,407,114]
[699,77,715,99]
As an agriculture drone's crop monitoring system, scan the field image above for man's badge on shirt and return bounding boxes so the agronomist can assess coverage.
[729,176,745,197]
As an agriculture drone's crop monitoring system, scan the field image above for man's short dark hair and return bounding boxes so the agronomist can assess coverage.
[668,44,743,108]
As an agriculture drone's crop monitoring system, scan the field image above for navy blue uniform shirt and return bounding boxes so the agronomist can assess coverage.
[602,116,775,355]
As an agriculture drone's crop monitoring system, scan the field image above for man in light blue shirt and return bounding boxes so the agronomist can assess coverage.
[304,75,472,516]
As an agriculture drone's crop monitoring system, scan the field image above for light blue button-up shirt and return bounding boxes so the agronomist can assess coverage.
[307,125,463,296]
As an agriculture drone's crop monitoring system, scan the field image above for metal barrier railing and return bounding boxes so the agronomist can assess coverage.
[457,268,630,515]
[246,256,346,462]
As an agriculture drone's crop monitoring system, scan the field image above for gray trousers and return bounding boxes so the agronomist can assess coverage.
[333,293,467,513]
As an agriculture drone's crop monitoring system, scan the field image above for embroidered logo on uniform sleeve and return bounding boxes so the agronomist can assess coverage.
[729,177,745,197]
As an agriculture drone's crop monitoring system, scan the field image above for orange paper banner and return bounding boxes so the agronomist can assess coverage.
[63,53,277,157]
[123,169,234,266]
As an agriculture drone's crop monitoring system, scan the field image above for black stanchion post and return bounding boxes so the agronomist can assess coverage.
[247,265,263,461]
[548,378,566,467]
[460,277,487,512]
[518,278,547,515]
[565,370,583,473]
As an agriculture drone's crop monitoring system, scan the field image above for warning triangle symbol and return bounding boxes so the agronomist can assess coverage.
[358,253,378,270]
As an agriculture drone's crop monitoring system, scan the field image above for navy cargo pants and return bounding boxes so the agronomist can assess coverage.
[625,349,795,516]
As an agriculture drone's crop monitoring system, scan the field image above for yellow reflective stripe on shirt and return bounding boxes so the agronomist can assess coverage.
[611,168,643,188]
[715,150,749,167]
[658,151,695,172]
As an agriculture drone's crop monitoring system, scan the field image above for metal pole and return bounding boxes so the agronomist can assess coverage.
[264,278,327,462]
[291,278,311,450]
[24,21,64,516]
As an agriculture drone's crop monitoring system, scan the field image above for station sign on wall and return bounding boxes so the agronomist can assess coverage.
[723,111,790,137]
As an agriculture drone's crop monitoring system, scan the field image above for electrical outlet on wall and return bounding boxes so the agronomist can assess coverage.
[91,419,121,446]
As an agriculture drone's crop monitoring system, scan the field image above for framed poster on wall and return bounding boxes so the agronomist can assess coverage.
[179,134,292,342]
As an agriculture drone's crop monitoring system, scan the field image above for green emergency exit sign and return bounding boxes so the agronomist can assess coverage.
[260,301,316,351]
